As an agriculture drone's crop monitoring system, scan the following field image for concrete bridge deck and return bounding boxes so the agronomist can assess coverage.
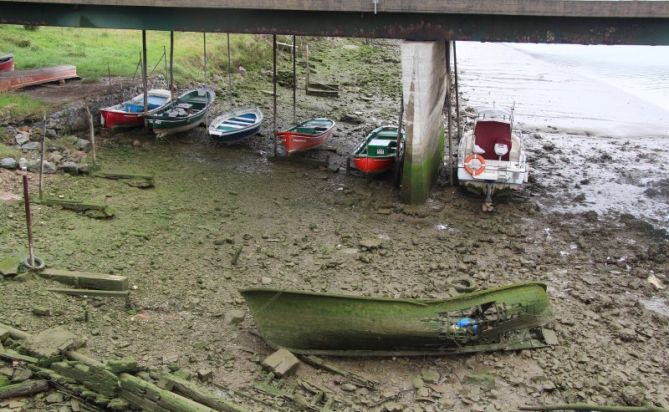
[1,0,669,44]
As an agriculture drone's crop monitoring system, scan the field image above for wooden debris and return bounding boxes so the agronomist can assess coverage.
[0,379,49,399]
[51,361,119,397]
[39,268,128,291]
[262,349,299,377]
[23,326,85,362]
[47,288,130,298]
[92,171,155,189]
[107,357,139,374]
[520,405,669,412]
[163,373,248,412]
[119,373,216,412]
[301,355,379,390]
[34,198,114,218]
[0,348,39,364]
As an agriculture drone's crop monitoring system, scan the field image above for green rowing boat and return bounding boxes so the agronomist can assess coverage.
[146,88,215,137]
[241,282,555,356]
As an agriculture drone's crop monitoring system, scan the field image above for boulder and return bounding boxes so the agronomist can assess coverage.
[0,157,17,169]
[15,133,29,146]
[75,139,91,152]
[21,141,40,151]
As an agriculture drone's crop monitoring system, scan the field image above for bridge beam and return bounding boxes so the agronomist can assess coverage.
[400,41,448,204]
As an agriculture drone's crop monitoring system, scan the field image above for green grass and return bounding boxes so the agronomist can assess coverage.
[0,93,47,119]
[0,142,21,159]
[0,25,273,83]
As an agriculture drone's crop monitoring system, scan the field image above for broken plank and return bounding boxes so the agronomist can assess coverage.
[0,379,50,399]
[34,198,114,218]
[0,348,39,364]
[163,373,248,412]
[47,288,129,298]
[39,268,128,291]
[119,373,216,412]
[92,171,154,181]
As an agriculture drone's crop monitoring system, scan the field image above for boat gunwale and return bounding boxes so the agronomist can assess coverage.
[100,89,172,116]
[351,125,404,159]
[241,281,548,306]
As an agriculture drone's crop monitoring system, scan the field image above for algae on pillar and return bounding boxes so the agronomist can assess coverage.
[400,41,448,204]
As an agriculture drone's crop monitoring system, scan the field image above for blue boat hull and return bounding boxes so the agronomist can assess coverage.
[211,123,261,144]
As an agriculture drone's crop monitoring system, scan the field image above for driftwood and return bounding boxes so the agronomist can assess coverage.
[34,198,114,218]
[163,373,248,412]
[0,322,247,412]
[520,405,669,412]
[92,171,155,189]
[47,288,129,298]
[0,379,50,399]
[0,347,39,363]
[300,355,378,390]
[39,268,128,291]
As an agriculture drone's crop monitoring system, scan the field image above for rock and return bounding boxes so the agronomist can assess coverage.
[18,157,28,170]
[0,157,17,169]
[262,348,299,377]
[339,112,364,124]
[61,161,80,175]
[23,326,85,361]
[421,369,440,384]
[412,376,425,389]
[75,139,91,152]
[465,373,496,390]
[15,133,29,146]
[21,141,40,151]
[382,402,405,411]
[46,392,64,403]
[224,309,245,326]
[197,367,213,382]
[359,238,382,249]
[32,306,52,317]
[11,367,32,382]
[341,383,357,392]
[261,276,272,285]
[49,153,63,164]
[27,160,56,174]
[0,255,21,275]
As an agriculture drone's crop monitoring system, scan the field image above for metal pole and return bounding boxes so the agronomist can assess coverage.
[203,32,209,127]
[292,34,297,124]
[169,31,174,99]
[163,45,168,78]
[446,41,453,186]
[273,34,278,157]
[39,111,46,200]
[453,41,461,141]
[142,30,148,117]
[227,33,232,97]
[22,174,35,267]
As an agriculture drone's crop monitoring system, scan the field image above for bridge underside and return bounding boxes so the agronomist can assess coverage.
[2,3,669,45]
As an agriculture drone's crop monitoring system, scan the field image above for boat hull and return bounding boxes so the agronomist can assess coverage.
[0,55,14,73]
[242,282,553,355]
[149,114,206,137]
[351,156,395,174]
[279,129,332,153]
[100,110,144,129]
[211,124,261,143]
[208,108,263,144]
[100,89,172,129]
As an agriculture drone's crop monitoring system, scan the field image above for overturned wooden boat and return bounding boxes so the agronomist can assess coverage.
[146,88,215,137]
[351,126,404,174]
[0,65,78,92]
[0,54,14,72]
[208,107,263,144]
[242,282,556,356]
[278,118,335,154]
[100,89,172,129]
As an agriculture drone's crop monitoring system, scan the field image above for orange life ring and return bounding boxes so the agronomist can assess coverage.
[463,153,486,176]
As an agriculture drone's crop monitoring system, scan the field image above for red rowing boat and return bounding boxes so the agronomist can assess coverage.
[100,89,172,129]
[350,126,404,174]
[0,54,14,73]
[278,118,335,154]
[0,65,78,92]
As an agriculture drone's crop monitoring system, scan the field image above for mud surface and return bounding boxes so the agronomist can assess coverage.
[1,39,668,411]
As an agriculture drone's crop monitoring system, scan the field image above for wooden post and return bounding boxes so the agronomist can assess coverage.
[169,31,174,99]
[141,30,148,120]
[272,34,278,157]
[446,41,453,186]
[38,110,46,200]
[292,34,296,124]
[454,41,461,141]
[22,175,35,268]
[227,33,232,96]
[84,100,96,166]
[305,44,310,91]
[396,93,404,160]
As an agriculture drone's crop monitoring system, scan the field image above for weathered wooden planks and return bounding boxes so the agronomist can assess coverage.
[39,268,128,291]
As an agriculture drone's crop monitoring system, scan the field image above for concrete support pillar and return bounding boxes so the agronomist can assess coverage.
[400,41,448,204]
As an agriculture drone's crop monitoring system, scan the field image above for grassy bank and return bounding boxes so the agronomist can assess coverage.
[0,25,274,82]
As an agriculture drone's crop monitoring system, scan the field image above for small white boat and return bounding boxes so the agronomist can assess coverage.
[457,107,529,211]
[208,107,263,144]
